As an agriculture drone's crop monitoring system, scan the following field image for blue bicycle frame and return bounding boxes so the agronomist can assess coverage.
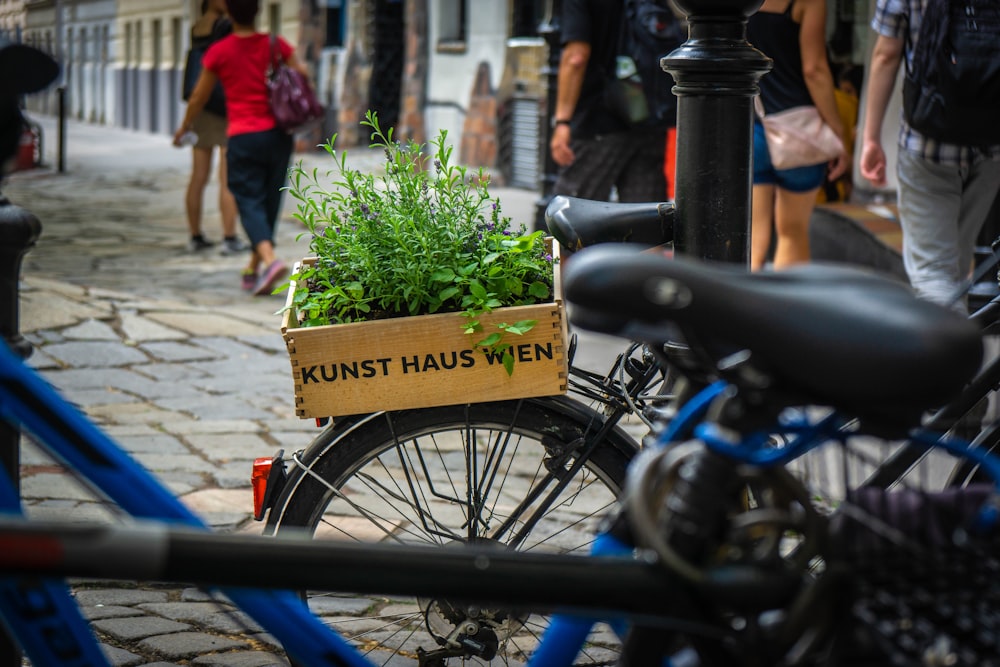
[0,339,372,667]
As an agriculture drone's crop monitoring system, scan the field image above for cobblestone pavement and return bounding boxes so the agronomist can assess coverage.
[3,115,641,666]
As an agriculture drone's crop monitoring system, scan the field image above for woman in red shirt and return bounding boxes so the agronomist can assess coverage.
[174,0,310,296]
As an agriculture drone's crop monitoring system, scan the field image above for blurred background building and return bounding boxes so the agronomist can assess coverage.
[0,0,880,191]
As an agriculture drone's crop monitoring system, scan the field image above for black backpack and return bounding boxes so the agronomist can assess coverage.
[613,0,685,126]
[182,17,231,117]
[903,0,1000,145]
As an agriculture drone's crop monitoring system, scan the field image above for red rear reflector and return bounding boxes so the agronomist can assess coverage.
[251,457,273,521]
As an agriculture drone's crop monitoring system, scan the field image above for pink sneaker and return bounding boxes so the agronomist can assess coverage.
[253,261,289,296]
[240,269,258,292]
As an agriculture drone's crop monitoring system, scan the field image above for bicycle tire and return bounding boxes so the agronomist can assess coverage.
[265,396,639,666]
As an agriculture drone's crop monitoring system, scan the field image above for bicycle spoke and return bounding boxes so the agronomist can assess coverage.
[392,440,467,541]
[326,473,457,544]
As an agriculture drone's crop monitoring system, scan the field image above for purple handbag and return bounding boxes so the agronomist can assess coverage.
[267,35,324,132]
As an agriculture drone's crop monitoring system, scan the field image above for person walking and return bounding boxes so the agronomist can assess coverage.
[548,0,671,208]
[173,0,306,296]
[181,0,246,255]
[747,0,847,270]
[859,0,1000,311]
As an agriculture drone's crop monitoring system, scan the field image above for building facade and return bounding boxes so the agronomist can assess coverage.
[8,0,551,181]
[6,0,879,188]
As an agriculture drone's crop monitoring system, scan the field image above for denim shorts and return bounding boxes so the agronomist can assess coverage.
[752,122,827,193]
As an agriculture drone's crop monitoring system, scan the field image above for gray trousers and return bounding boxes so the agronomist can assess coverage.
[897,150,1000,311]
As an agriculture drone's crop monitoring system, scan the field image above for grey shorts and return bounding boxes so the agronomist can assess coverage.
[191,112,228,149]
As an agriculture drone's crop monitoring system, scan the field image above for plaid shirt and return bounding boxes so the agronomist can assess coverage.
[872,0,1000,166]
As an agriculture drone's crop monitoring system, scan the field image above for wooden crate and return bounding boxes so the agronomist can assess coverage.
[280,251,568,418]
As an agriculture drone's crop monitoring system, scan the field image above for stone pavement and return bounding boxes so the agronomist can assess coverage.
[2,114,632,666]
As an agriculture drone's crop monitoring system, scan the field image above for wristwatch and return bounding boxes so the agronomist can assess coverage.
[552,118,571,128]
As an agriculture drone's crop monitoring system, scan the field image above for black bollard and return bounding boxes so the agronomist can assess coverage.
[0,194,41,486]
[663,0,770,265]
[533,0,562,232]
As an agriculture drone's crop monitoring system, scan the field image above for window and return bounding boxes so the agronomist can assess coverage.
[152,18,162,68]
[324,0,344,47]
[135,21,142,64]
[171,17,182,67]
[511,0,545,38]
[437,0,466,53]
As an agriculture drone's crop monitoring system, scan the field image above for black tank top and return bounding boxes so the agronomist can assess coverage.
[747,1,814,113]
[191,16,232,51]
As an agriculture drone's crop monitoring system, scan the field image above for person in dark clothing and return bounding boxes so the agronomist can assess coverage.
[549,0,670,207]
[748,0,847,270]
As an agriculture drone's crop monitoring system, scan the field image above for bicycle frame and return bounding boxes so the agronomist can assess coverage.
[0,338,371,667]
[0,336,758,667]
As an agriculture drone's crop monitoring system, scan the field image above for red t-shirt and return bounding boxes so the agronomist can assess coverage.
[203,33,294,137]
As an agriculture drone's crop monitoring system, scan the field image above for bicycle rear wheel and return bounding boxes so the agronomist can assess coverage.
[265,397,638,666]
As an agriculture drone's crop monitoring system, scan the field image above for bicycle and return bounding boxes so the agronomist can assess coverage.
[3,242,1000,667]
[254,197,681,663]
[250,194,1000,665]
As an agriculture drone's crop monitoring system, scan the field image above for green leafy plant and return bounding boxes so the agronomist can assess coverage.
[282,110,556,375]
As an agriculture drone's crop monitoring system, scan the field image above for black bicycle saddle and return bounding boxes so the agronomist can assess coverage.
[563,245,983,418]
[545,196,674,251]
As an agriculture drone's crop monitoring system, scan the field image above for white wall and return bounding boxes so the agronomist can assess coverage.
[425,2,508,146]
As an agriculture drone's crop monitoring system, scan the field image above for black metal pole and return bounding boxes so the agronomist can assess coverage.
[0,192,40,667]
[57,86,66,173]
[662,0,770,264]
[0,195,39,476]
[533,0,562,232]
